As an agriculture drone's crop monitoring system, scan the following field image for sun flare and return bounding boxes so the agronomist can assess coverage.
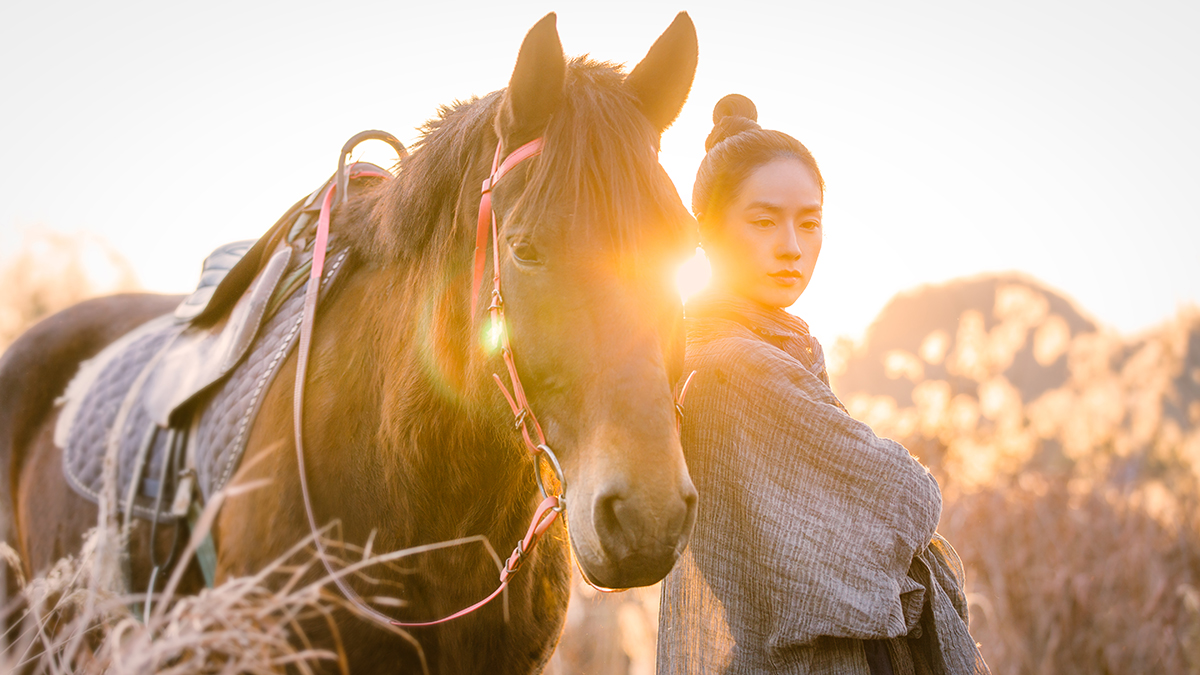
[676,247,711,303]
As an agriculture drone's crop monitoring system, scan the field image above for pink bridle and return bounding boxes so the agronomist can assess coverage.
[390,137,568,627]
[293,134,693,629]
[293,137,563,630]
[469,138,558,467]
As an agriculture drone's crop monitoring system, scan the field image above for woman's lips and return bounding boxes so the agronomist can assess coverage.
[769,270,802,286]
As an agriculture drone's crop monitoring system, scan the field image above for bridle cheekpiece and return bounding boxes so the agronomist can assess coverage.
[393,137,565,627]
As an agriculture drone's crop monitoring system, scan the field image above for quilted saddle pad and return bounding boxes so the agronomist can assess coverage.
[55,248,350,523]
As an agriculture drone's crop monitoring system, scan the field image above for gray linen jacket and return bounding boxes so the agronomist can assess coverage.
[657,296,989,674]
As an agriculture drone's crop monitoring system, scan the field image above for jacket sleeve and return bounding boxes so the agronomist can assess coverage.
[667,335,943,662]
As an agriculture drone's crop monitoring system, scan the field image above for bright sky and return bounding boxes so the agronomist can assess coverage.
[3,0,1197,349]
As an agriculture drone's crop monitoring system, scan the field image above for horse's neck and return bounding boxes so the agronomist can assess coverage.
[314,260,536,550]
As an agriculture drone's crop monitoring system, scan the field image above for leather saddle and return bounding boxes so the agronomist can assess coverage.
[57,133,402,524]
[158,129,408,427]
[130,157,383,428]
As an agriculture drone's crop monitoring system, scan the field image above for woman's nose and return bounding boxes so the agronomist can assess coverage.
[776,226,802,259]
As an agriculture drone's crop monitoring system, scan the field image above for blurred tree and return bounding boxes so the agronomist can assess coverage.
[0,229,138,351]
[828,273,1200,673]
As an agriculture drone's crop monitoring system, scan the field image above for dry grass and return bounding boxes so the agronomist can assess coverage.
[0,487,516,674]
[941,477,1200,674]
[1,511,349,673]
[0,477,401,675]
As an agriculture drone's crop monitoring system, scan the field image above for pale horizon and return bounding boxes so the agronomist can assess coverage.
[3,0,1197,350]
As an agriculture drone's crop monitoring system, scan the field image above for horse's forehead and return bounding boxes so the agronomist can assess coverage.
[538,213,683,254]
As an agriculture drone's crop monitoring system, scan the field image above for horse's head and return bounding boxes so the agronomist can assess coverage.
[483,13,700,589]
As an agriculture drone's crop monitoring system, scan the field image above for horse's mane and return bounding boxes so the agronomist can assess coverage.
[347,58,694,273]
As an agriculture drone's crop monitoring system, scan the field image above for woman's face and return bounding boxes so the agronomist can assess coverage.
[701,158,823,309]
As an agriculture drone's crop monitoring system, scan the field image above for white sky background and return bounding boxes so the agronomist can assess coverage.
[2,0,1197,349]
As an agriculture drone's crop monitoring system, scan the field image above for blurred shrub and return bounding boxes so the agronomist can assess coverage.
[941,476,1200,673]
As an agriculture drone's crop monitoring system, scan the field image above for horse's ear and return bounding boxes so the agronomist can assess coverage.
[499,13,565,146]
[625,12,698,133]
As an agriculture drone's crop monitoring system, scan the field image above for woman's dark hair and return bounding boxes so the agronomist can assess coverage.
[692,94,824,220]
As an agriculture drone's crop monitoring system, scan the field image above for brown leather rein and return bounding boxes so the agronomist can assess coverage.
[292,135,563,629]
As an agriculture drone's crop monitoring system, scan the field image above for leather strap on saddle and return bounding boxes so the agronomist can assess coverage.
[141,160,394,428]
[187,130,407,328]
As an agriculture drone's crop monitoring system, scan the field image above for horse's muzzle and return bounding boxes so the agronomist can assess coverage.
[572,476,698,588]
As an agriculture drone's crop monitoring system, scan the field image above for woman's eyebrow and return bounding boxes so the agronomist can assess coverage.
[744,200,783,213]
[744,200,822,215]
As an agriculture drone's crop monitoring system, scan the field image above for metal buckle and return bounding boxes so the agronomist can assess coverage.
[508,539,527,571]
[534,444,567,508]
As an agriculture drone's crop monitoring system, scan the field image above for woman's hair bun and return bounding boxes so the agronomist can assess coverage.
[712,93,757,125]
[705,93,761,152]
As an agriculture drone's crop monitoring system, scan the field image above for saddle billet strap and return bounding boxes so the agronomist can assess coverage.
[102,329,184,598]
[141,428,186,622]
[107,329,190,524]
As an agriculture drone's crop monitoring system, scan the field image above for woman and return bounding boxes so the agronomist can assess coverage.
[657,95,988,674]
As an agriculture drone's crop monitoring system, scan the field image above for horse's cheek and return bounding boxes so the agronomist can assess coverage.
[537,571,565,617]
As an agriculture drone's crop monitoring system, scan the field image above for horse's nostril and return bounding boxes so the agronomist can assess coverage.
[592,482,697,561]
[679,488,698,542]
[592,490,629,558]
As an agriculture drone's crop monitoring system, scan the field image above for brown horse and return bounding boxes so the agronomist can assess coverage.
[0,12,700,674]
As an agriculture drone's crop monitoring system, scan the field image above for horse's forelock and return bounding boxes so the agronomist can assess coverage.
[515,59,695,264]
[359,59,692,272]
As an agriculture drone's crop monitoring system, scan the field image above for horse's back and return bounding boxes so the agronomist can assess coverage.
[0,293,181,578]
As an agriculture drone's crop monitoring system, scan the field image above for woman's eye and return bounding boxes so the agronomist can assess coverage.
[752,219,774,229]
[799,219,822,231]
[511,240,541,264]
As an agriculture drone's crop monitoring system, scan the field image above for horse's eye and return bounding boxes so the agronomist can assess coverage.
[510,240,541,265]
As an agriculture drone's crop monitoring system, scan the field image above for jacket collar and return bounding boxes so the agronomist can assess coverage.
[685,289,811,342]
